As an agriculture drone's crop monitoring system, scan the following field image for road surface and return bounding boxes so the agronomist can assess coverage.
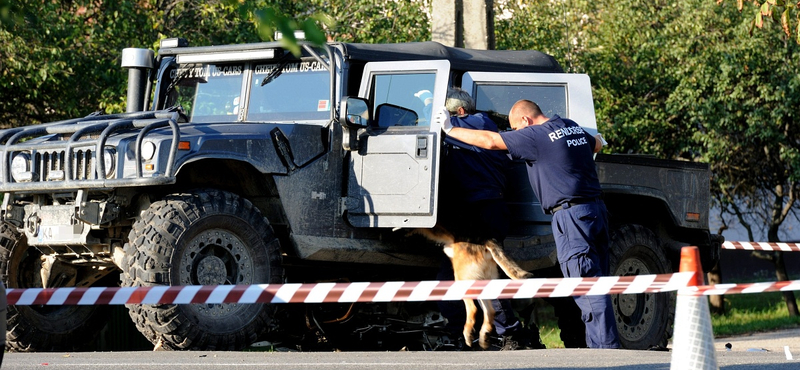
[2,329,799,370]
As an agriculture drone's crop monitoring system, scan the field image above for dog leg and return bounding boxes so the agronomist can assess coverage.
[463,298,478,347]
[477,299,495,349]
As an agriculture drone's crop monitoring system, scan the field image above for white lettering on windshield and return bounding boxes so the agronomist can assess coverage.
[170,64,243,79]
[254,61,326,75]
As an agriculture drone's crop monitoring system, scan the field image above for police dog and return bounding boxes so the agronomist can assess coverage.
[412,225,532,349]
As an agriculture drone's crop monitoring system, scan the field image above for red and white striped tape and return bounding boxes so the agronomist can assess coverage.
[723,241,800,252]
[681,279,800,296]
[7,272,693,306]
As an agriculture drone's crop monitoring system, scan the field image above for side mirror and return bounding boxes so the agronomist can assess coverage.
[339,97,370,129]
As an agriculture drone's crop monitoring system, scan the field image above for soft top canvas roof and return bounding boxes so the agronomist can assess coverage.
[158,39,563,74]
[334,41,563,73]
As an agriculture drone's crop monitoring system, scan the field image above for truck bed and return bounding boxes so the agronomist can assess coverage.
[596,153,711,231]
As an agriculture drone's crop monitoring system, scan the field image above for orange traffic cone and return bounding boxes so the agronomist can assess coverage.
[670,246,719,370]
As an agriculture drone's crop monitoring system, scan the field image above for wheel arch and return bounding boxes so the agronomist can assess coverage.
[171,158,289,229]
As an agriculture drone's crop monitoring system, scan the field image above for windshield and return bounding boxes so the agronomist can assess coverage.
[167,63,244,123]
[164,60,331,123]
[248,61,330,122]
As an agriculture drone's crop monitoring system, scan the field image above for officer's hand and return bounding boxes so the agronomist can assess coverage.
[595,133,608,146]
[433,107,453,133]
[593,133,607,154]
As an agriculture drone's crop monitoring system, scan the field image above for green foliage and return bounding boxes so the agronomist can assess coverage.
[0,0,265,125]
[580,0,703,158]
[719,0,800,44]
[0,0,430,126]
[302,0,431,43]
[666,0,800,238]
[1,1,133,125]
[252,6,332,56]
[495,0,598,72]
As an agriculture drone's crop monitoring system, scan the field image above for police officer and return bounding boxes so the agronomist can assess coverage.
[437,88,542,350]
[437,99,620,349]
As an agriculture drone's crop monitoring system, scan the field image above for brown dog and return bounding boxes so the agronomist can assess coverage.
[412,225,532,349]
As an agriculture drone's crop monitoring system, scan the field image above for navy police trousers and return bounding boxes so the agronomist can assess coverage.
[552,199,621,349]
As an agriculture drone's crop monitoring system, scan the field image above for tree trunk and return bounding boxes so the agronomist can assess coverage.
[766,207,800,317]
[753,250,800,316]
[773,252,800,316]
[707,260,725,314]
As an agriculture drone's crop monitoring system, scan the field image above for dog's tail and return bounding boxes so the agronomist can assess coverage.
[409,224,456,245]
[486,240,533,280]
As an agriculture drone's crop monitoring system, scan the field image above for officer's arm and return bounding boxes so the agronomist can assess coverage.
[447,127,507,150]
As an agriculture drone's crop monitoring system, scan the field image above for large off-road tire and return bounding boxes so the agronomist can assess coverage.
[0,222,111,351]
[121,189,283,350]
[608,224,675,350]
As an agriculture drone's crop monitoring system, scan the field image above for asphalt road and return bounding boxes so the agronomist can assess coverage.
[2,329,799,370]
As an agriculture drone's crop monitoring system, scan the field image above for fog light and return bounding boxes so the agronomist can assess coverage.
[11,152,33,182]
[141,141,156,160]
[102,148,116,178]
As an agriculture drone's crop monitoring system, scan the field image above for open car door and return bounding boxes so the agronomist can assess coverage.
[345,60,450,228]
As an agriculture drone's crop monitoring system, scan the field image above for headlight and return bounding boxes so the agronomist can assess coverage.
[11,152,33,182]
[140,141,156,161]
[102,148,115,178]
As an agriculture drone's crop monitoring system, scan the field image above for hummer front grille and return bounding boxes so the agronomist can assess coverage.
[36,149,94,181]
[0,109,181,192]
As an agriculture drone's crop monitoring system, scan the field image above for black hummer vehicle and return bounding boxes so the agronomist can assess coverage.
[0,38,721,351]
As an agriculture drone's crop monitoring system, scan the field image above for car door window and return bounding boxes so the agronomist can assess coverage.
[473,84,567,131]
[370,73,436,127]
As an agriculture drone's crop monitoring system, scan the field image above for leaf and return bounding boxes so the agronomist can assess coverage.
[782,8,791,36]
[797,20,800,43]
[310,12,335,28]
[761,2,772,16]
[756,11,764,28]
[772,6,782,21]
[301,19,326,46]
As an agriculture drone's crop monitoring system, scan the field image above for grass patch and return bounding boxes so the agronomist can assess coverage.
[531,292,800,348]
[711,292,800,337]
[529,299,567,349]
[539,322,565,349]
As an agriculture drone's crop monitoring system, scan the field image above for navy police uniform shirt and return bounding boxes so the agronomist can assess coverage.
[499,115,601,213]
[441,113,510,203]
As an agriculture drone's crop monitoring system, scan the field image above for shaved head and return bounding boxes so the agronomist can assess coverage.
[508,100,545,130]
